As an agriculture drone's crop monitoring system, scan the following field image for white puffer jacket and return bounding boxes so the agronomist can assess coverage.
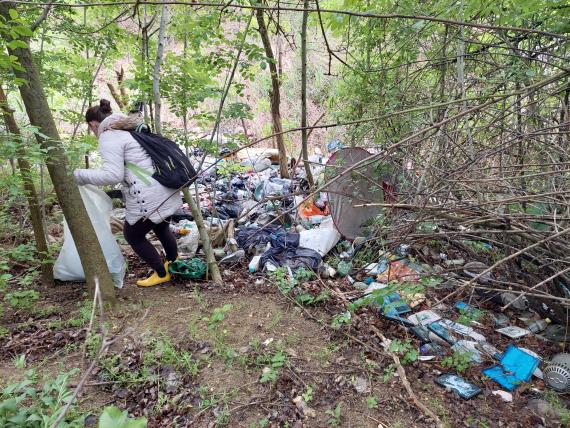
[74,113,182,225]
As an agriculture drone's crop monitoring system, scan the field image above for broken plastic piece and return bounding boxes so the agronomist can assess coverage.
[435,374,481,399]
[364,282,389,295]
[492,390,513,402]
[440,319,486,342]
[478,342,502,360]
[408,310,441,326]
[452,340,484,364]
[496,326,531,339]
[428,321,459,345]
[420,342,446,357]
[490,312,510,327]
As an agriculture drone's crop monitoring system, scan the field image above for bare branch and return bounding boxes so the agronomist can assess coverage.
[30,4,51,32]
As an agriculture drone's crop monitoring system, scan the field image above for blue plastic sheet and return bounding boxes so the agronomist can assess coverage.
[483,344,540,391]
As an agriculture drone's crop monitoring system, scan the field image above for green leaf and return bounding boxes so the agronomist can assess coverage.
[13,26,33,37]
[8,9,18,19]
[7,40,27,50]
[98,406,147,428]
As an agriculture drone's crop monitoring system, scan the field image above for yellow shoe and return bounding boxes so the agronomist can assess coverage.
[164,260,172,277]
[136,270,171,287]
[164,257,180,276]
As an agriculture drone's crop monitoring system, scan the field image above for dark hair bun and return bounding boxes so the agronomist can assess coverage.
[99,99,112,114]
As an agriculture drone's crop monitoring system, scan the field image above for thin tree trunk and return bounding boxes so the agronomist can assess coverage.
[255,4,289,178]
[0,2,116,303]
[153,1,167,135]
[300,0,314,187]
[84,6,90,169]
[0,86,54,286]
[141,27,149,123]
[182,187,222,284]
[183,21,189,157]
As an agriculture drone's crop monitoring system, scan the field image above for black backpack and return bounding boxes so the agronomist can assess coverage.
[129,126,197,189]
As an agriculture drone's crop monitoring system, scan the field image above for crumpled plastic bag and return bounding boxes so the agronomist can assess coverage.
[177,221,199,257]
[53,185,126,288]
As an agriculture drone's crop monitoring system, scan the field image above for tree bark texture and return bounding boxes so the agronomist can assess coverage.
[153,1,167,135]
[182,187,222,284]
[0,2,116,303]
[0,86,54,286]
[300,0,314,187]
[255,5,289,179]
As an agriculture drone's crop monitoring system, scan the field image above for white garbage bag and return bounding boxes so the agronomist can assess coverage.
[53,185,126,288]
[299,218,341,257]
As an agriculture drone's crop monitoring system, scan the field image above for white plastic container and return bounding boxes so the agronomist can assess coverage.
[249,255,262,272]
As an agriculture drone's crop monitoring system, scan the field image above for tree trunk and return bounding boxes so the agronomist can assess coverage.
[255,5,289,179]
[300,0,314,187]
[141,25,150,124]
[182,187,222,284]
[0,86,54,286]
[153,1,167,135]
[0,2,116,304]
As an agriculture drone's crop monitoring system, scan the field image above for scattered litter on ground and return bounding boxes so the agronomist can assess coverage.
[435,374,481,399]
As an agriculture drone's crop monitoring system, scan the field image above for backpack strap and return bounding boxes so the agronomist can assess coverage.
[134,123,150,133]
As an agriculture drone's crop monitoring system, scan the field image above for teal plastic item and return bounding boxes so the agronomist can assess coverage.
[483,344,540,391]
[169,258,207,280]
[254,183,264,202]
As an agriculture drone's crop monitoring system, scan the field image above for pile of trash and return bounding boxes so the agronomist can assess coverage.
[343,246,570,405]
[163,144,351,274]
[110,140,570,407]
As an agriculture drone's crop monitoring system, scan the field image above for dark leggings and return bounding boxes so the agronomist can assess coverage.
[123,219,178,276]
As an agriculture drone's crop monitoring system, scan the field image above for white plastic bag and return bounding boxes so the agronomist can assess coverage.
[298,218,341,257]
[53,185,126,288]
[177,220,199,257]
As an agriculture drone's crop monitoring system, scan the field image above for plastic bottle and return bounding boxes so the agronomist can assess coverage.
[249,255,262,273]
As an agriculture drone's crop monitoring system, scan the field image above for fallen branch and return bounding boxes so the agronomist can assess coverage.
[371,326,445,428]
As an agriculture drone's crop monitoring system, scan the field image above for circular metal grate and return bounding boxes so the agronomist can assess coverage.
[544,353,570,393]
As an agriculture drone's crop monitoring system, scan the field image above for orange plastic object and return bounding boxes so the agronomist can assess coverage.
[299,201,329,219]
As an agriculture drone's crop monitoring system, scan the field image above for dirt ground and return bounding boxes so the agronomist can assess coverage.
[1,252,568,427]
